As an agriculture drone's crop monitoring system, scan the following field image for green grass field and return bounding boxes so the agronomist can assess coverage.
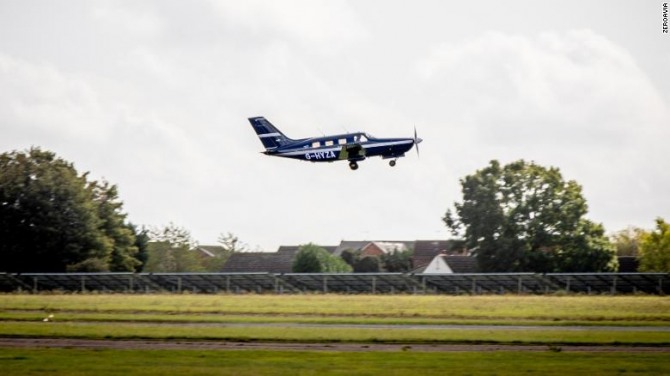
[1,294,670,344]
[2,348,669,376]
[3,294,670,322]
[1,294,669,375]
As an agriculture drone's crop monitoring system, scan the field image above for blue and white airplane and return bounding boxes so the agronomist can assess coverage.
[248,117,422,170]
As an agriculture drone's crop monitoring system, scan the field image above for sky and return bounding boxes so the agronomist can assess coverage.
[1,1,669,251]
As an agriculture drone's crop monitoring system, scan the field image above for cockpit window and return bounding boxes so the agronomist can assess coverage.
[355,134,368,142]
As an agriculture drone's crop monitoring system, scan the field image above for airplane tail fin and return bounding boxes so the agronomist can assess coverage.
[248,117,292,151]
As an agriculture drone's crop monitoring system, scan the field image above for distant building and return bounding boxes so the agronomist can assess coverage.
[333,240,414,257]
[193,245,225,259]
[221,251,295,273]
[412,240,467,270]
[220,245,337,273]
[420,254,479,274]
[360,241,410,257]
[220,240,472,273]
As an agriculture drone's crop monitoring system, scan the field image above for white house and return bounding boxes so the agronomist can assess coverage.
[422,255,479,274]
[423,254,453,273]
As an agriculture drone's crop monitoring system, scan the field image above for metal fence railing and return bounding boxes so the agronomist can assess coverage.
[1,272,668,295]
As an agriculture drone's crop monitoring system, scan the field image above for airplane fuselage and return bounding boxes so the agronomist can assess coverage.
[248,117,421,170]
[265,133,415,162]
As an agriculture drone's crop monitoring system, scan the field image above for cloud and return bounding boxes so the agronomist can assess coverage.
[0,1,378,251]
[0,54,109,143]
[1,2,667,251]
[414,30,670,230]
[207,0,369,52]
[417,30,665,146]
[91,1,165,40]
[0,52,216,227]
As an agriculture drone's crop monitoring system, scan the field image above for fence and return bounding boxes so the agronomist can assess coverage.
[1,272,668,294]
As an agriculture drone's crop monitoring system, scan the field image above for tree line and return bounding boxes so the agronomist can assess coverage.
[1,148,668,273]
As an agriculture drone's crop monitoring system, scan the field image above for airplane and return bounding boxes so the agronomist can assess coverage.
[248,116,422,170]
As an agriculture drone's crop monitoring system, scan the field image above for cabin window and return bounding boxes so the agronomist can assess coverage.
[338,139,347,145]
[311,141,320,148]
[325,140,334,146]
[356,134,368,142]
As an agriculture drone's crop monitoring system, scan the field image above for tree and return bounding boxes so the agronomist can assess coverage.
[556,220,618,272]
[130,223,150,272]
[638,218,670,272]
[444,160,617,272]
[292,245,323,272]
[340,249,381,273]
[354,256,382,273]
[610,227,647,256]
[342,247,413,273]
[144,223,203,272]
[143,241,204,272]
[380,248,414,272]
[198,232,247,272]
[340,249,358,268]
[0,147,140,272]
[218,232,247,254]
[292,243,352,273]
[91,180,140,271]
[148,222,197,249]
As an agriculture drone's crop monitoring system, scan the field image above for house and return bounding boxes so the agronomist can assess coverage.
[220,245,337,273]
[360,241,410,257]
[194,245,225,259]
[333,241,373,257]
[221,251,296,273]
[276,245,338,255]
[421,254,479,274]
[220,240,473,273]
[412,240,466,270]
[333,240,414,257]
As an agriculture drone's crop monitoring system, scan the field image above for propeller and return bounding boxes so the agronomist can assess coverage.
[413,126,422,157]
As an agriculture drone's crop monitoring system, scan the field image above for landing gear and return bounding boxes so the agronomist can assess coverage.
[349,161,359,170]
[389,160,397,167]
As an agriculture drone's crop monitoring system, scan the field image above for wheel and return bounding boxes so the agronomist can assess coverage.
[349,161,359,170]
[389,160,396,167]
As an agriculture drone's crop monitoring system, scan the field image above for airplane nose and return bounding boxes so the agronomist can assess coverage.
[413,127,421,157]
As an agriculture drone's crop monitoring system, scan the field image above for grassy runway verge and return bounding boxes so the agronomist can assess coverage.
[1,321,669,345]
[2,348,670,376]
[1,294,669,375]
[1,294,669,344]
[2,294,670,322]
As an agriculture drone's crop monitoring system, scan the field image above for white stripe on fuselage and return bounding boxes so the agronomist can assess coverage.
[277,139,413,156]
[259,132,281,138]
